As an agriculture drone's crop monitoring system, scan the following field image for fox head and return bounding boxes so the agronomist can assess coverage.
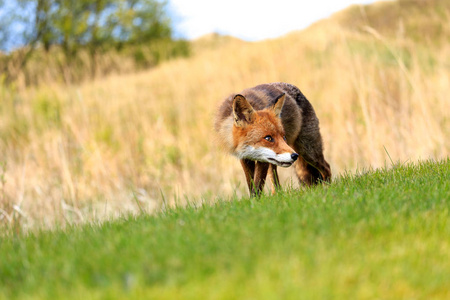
[232,93,299,167]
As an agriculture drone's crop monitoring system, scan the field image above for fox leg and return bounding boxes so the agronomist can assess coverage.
[312,158,331,183]
[253,162,269,196]
[268,164,281,195]
[294,154,331,186]
[293,134,331,186]
[240,159,269,196]
[240,159,255,193]
[294,156,320,186]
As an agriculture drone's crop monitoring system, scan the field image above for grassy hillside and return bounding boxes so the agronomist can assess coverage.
[1,159,449,299]
[1,0,449,229]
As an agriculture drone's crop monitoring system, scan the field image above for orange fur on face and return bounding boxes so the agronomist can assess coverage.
[232,110,295,155]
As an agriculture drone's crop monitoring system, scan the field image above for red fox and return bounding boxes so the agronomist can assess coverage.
[215,82,331,196]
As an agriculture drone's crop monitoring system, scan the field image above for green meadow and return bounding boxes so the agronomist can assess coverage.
[1,159,449,299]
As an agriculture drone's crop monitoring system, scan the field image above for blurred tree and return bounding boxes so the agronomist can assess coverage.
[0,0,182,81]
[1,0,172,50]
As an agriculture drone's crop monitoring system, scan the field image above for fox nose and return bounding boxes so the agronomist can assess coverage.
[291,153,299,161]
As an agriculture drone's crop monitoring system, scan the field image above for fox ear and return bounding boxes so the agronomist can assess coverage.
[233,94,255,127]
[271,93,286,118]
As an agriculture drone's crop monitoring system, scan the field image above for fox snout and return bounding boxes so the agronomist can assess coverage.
[266,150,299,168]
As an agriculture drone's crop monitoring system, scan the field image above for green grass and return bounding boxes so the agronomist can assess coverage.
[1,159,449,299]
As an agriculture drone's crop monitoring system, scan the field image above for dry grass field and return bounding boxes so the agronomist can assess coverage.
[1,0,449,229]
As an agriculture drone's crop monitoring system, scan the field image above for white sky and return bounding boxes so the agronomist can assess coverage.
[169,0,377,41]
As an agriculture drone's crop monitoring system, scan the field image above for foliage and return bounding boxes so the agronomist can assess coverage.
[0,0,189,85]
[1,0,173,51]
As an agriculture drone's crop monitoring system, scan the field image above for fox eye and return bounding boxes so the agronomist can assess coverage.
[283,136,287,141]
[264,135,274,142]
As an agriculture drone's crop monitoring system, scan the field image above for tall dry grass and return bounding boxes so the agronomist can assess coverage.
[1,1,449,230]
